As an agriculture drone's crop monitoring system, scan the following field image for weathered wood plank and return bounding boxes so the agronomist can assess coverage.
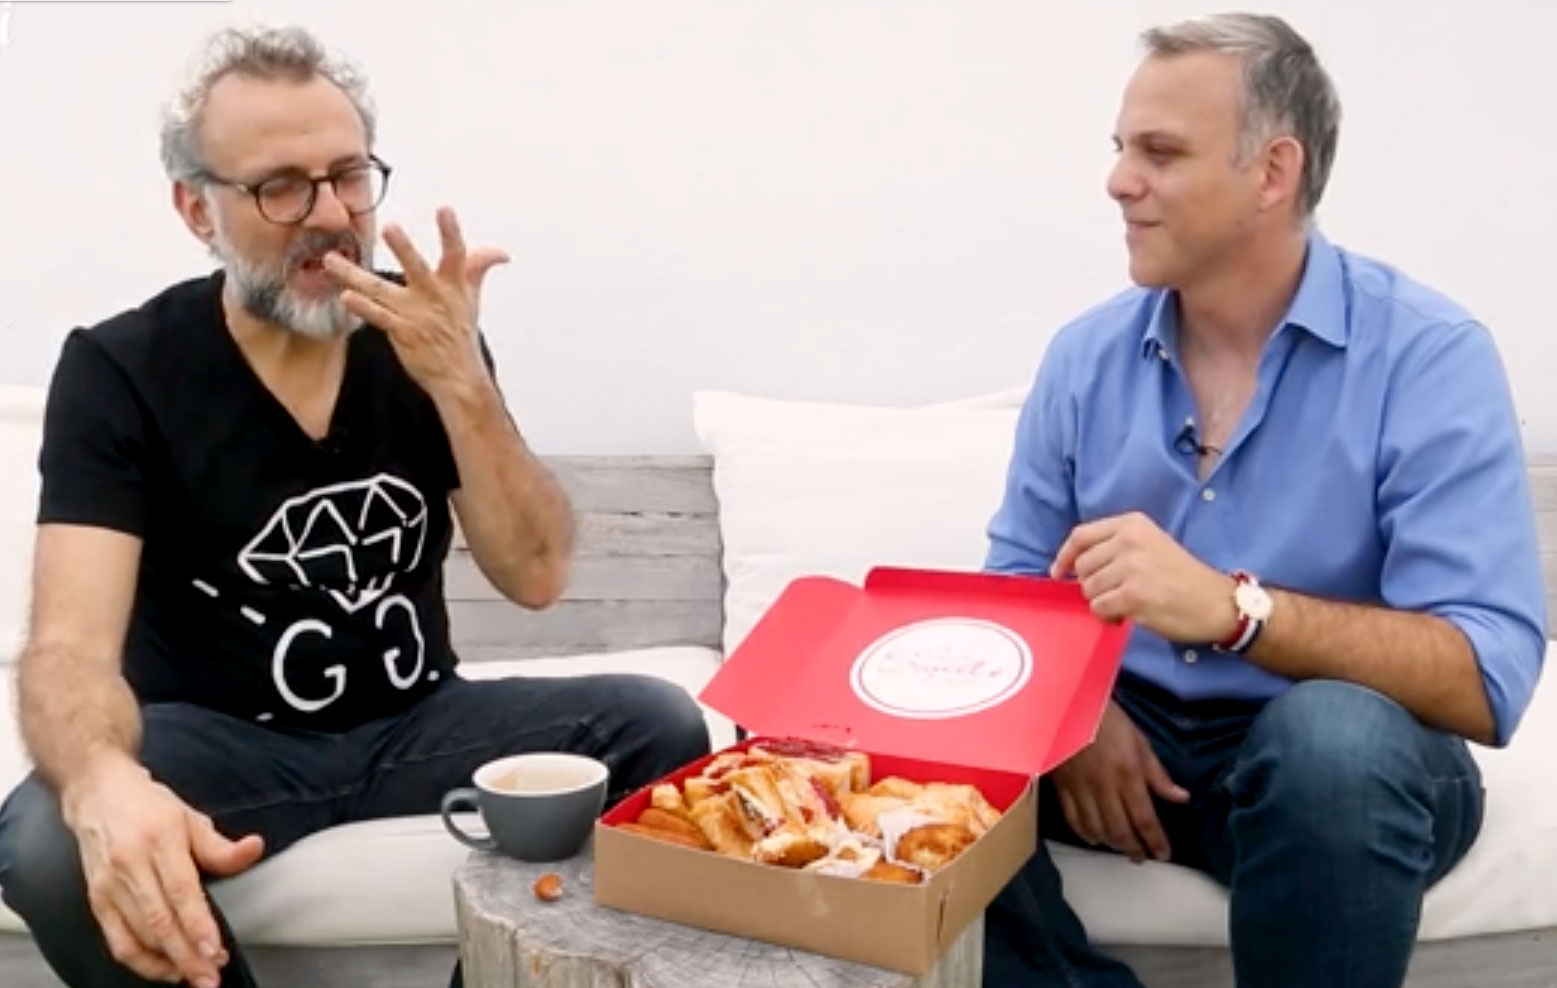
[571,512,720,558]
[448,600,721,656]
[453,847,982,987]
[454,511,719,556]
[444,553,723,603]
[451,513,716,560]
[548,455,718,514]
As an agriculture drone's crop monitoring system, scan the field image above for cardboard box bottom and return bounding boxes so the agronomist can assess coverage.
[593,747,1037,976]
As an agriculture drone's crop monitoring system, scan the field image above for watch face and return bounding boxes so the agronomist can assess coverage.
[1236,583,1274,621]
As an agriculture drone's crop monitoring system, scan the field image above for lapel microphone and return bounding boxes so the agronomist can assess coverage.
[1174,421,1222,457]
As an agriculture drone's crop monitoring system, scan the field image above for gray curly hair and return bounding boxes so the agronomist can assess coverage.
[1142,13,1341,217]
[159,25,377,184]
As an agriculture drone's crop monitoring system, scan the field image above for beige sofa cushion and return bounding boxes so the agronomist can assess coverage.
[0,646,728,944]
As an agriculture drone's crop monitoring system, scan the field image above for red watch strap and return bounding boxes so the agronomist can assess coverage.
[1217,610,1250,650]
[1216,571,1254,650]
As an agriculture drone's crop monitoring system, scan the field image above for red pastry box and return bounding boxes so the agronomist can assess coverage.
[593,566,1128,974]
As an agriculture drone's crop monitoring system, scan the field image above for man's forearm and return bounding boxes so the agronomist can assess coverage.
[17,643,145,794]
[433,375,573,609]
[1249,588,1495,744]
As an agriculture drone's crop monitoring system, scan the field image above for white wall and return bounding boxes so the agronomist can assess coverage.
[0,1,1550,454]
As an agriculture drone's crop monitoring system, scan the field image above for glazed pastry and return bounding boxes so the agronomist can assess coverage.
[682,775,728,807]
[617,822,714,852]
[650,784,691,819]
[752,822,832,868]
[689,792,756,858]
[837,792,910,837]
[893,822,977,872]
[636,808,710,847]
[617,738,1002,878]
[861,859,924,885]
[748,739,870,795]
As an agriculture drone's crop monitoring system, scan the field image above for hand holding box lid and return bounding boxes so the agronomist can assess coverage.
[697,566,1132,776]
[593,565,1129,974]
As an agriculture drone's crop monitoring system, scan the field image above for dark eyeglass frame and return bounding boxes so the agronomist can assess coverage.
[198,154,393,226]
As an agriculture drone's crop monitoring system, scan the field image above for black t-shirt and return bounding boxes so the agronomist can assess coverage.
[37,270,473,732]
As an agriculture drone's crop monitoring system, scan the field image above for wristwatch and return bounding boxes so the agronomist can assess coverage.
[1214,570,1272,654]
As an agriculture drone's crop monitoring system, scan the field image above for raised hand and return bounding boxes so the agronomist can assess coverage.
[323,206,509,396]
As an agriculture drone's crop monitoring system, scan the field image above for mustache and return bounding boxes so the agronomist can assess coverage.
[284,230,363,272]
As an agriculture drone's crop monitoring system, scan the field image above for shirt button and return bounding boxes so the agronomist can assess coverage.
[1201,488,1216,502]
[1183,649,1199,664]
[1158,346,1169,361]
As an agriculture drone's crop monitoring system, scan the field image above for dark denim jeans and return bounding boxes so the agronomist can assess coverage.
[983,675,1486,987]
[0,672,712,987]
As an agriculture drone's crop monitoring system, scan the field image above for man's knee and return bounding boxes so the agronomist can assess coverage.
[1233,681,1445,843]
[0,774,88,922]
[609,675,712,763]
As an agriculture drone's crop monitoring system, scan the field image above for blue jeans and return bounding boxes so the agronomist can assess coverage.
[984,676,1485,987]
[0,672,712,987]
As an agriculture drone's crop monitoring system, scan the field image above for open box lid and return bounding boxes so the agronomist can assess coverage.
[698,566,1130,777]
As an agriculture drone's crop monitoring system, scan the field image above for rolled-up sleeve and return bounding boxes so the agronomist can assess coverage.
[1377,319,1548,746]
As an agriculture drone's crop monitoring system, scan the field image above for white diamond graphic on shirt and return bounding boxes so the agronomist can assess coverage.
[238,474,428,614]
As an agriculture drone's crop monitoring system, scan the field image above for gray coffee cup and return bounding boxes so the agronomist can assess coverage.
[440,752,609,861]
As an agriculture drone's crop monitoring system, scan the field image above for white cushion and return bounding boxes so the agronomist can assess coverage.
[0,645,727,944]
[691,389,1021,655]
[0,385,45,666]
[695,389,1557,944]
[457,646,737,753]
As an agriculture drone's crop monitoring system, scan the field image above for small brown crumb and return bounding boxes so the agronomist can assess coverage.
[532,873,564,902]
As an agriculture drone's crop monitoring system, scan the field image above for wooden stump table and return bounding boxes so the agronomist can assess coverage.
[452,837,984,987]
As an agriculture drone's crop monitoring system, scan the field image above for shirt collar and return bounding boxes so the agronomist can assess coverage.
[1140,228,1349,359]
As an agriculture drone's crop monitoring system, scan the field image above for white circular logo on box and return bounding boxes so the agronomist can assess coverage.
[850,618,1031,719]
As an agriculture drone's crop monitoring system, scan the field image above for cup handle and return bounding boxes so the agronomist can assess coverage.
[441,788,498,851]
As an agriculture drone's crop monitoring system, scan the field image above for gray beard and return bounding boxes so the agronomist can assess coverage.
[210,221,372,341]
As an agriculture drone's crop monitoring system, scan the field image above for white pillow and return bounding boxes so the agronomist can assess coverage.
[922,386,1030,410]
[0,385,45,665]
[692,390,1023,654]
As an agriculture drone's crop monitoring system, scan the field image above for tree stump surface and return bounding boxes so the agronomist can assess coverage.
[452,839,983,987]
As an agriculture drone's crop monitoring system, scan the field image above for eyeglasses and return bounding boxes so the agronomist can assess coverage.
[200,155,393,225]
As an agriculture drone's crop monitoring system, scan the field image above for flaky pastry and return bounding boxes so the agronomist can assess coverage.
[616,739,1003,883]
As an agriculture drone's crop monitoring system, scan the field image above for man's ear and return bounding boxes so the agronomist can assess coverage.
[1258,135,1306,215]
[172,181,217,249]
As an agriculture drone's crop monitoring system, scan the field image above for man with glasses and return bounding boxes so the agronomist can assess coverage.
[0,24,711,988]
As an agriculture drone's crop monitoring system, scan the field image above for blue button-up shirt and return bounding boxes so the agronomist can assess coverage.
[984,231,1547,746]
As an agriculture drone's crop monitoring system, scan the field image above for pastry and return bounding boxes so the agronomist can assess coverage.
[688,791,755,858]
[861,860,924,884]
[636,807,710,847]
[893,822,977,871]
[616,822,714,852]
[618,738,1002,880]
[650,784,691,819]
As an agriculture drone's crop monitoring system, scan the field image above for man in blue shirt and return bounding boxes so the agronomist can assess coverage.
[982,12,1546,988]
